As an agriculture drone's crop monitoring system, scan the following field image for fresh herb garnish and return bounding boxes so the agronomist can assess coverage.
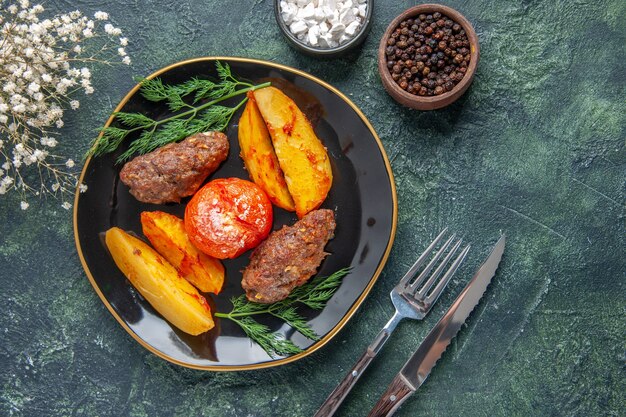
[215,267,351,357]
[89,61,270,162]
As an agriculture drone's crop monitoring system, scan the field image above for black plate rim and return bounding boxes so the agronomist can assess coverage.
[73,56,398,371]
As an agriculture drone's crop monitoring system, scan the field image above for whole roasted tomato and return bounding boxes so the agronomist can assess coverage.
[185,178,273,259]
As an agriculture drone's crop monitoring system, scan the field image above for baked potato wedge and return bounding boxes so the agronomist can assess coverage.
[105,227,214,335]
[140,211,224,294]
[252,86,332,218]
[238,96,296,212]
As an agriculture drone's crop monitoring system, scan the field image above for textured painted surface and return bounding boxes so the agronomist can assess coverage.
[1,0,624,416]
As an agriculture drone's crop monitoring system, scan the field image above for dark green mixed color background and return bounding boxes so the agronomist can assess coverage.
[1,0,624,416]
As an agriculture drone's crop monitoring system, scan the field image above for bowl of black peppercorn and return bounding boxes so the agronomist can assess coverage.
[378,4,479,110]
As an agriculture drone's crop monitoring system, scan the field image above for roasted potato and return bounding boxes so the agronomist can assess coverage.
[105,227,214,335]
[252,86,333,218]
[238,96,296,212]
[140,211,224,294]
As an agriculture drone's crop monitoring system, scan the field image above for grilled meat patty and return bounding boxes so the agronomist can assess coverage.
[119,132,229,204]
[242,209,336,303]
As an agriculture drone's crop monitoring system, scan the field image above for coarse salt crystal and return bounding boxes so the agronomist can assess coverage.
[290,20,308,35]
[280,0,367,48]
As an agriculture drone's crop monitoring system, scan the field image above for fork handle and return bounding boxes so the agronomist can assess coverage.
[367,374,415,417]
[313,313,403,417]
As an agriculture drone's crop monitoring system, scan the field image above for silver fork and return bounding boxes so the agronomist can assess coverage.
[313,229,470,417]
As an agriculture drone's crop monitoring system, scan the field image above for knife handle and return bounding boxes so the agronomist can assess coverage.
[314,313,403,417]
[367,374,414,417]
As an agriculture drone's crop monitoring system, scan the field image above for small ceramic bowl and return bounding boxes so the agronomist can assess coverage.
[275,0,374,58]
[378,4,480,110]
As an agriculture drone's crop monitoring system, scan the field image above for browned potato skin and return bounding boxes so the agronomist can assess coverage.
[252,86,332,218]
[238,96,296,211]
[141,211,224,294]
[105,227,215,335]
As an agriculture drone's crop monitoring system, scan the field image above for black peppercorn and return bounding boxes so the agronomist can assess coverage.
[385,12,471,97]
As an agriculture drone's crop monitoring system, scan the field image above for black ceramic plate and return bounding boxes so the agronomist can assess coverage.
[74,57,397,370]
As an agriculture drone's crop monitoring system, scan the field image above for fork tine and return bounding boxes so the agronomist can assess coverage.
[397,228,448,287]
[408,233,456,291]
[417,238,463,297]
[425,244,471,305]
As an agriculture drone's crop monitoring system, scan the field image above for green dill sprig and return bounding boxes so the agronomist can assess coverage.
[89,61,270,163]
[214,267,351,357]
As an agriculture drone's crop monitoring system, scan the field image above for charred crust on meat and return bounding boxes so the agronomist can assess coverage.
[119,132,229,204]
[241,209,336,304]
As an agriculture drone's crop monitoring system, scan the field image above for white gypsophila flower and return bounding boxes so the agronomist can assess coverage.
[79,183,88,193]
[27,82,40,94]
[94,11,108,20]
[20,201,29,210]
[61,201,71,210]
[104,24,121,36]
[1,2,131,209]
[33,149,47,161]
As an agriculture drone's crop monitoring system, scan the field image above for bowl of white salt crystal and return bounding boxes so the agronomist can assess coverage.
[275,0,373,57]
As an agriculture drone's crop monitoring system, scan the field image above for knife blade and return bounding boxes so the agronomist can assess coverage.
[367,235,506,417]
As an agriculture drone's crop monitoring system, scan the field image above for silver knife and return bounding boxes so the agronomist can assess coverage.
[367,235,506,417]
